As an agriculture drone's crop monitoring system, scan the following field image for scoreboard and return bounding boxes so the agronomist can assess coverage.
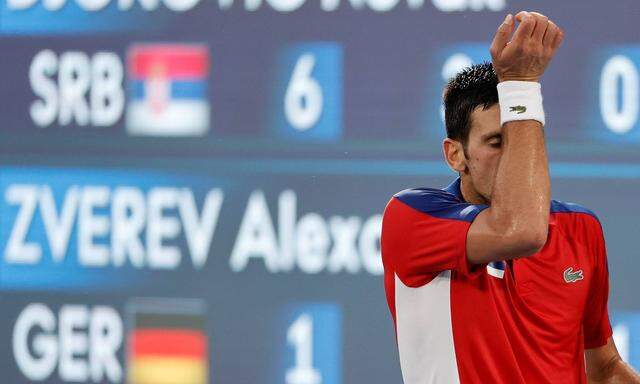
[1,0,640,383]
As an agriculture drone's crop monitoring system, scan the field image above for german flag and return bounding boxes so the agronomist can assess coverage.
[127,306,209,384]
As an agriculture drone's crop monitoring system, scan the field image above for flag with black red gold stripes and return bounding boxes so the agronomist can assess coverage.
[126,299,209,384]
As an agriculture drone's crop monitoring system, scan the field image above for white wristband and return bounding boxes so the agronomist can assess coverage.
[497,81,545,127]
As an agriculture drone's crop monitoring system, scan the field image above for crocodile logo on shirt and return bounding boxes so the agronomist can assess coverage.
[509,105,527,114]
[563,267,584,283]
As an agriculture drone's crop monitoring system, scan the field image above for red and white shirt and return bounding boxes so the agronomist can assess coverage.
[381,177,612,384]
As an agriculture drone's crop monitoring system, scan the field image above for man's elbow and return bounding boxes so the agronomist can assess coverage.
[515,227,548,256]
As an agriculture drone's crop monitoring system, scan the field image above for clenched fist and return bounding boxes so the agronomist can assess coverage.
[490,11,564,83]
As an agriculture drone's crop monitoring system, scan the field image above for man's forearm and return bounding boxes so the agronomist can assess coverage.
[490,119,550,249]
[484,12,557,254]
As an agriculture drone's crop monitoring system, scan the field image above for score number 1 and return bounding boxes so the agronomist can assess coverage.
[286,313,322,384]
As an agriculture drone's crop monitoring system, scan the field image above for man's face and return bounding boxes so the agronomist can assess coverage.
[463,104,503,203]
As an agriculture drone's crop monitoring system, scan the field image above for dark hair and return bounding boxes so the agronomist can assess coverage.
[443,62,498,147]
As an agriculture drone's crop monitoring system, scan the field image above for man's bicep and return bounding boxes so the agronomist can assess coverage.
[585,337,618,381]
[584,337,640,383]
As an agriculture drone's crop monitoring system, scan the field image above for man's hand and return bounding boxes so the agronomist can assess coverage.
[490,11,564,83]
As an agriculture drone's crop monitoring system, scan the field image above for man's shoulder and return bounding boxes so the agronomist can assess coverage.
[388,187,484,223]
[550,200,604,245]
[393,187,458,204]
[550,200,601,224]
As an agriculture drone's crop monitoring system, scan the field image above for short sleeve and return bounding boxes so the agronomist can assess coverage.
[381,188,488,287]
[582,218,613,349]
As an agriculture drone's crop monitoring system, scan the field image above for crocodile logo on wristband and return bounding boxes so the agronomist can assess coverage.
[509,105,527,114]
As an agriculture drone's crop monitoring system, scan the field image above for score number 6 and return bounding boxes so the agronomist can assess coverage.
[285,54,323,131]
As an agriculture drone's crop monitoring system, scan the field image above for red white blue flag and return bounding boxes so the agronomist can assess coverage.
[126,44,210,136]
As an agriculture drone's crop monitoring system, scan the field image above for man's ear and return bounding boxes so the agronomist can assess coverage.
[443,138,467,173]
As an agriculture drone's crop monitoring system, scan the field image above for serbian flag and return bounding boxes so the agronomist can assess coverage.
[126,44,210,137]
[127,306,209,384]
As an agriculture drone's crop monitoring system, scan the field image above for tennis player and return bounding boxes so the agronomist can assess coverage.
[381,11,640,383]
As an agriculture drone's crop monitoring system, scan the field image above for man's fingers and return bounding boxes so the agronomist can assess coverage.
[493,10,564,81]
[515,11,528,22]
[551,28,565,51]
[530,12,549,43]
[542,20,558,48]
[513,12,536,43]
[490,14,514,59]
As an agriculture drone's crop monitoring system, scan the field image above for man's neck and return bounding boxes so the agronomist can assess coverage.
[460,177,490,205]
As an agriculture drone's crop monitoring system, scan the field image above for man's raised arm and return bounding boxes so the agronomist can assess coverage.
[467,11,564,264]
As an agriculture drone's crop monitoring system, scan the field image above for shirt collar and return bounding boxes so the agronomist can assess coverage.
[443,177,466,203]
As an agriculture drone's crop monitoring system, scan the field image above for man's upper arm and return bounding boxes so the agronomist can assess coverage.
[381,188,487,286]
[585,337,619,382]
[586,337,640,383]
[582,216,640,383]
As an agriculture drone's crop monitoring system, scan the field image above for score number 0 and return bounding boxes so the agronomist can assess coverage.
[600,55,639,135]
